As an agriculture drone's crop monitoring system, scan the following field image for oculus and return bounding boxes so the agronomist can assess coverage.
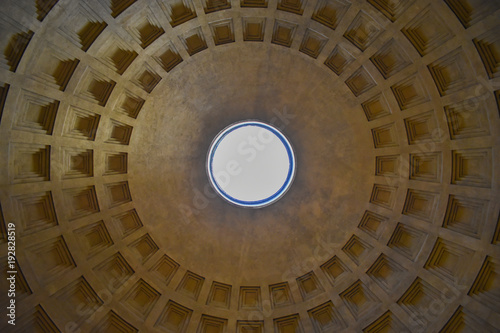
[207,120,296,208]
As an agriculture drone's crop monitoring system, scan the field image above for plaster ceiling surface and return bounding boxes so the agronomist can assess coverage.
[0,0,499,332]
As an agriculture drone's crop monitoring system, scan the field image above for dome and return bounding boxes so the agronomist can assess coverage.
[0,0,499,332]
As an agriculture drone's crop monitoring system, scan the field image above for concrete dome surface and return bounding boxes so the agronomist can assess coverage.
[0,0,499,332]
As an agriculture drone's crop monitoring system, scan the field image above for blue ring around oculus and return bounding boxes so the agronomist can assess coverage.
[207,120,296,208]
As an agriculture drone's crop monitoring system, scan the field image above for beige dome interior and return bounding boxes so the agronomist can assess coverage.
[0,0,499,332]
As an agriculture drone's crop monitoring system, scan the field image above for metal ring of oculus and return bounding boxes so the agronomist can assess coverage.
[207,120,296,208]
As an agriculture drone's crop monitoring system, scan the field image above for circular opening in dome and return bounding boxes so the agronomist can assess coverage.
[207,120,296,208]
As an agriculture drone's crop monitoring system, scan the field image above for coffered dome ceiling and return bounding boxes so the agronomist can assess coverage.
[0,0,499,332]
